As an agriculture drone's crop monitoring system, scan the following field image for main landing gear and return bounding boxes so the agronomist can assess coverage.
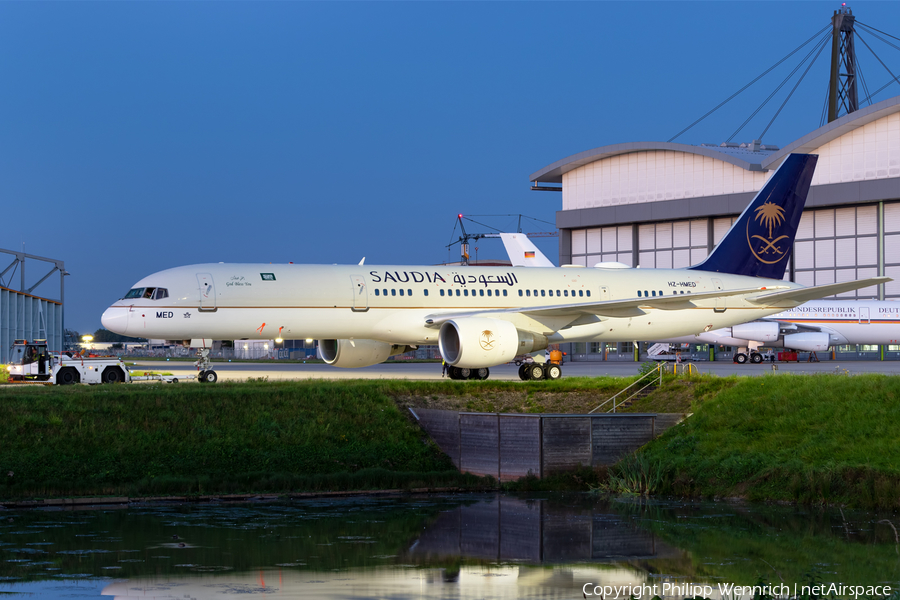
[517,363,562,381]
[733,352,764,364]
[195,348,219,384]
[448,366,490,380]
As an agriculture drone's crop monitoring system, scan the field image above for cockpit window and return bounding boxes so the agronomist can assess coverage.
[123,287,168,300]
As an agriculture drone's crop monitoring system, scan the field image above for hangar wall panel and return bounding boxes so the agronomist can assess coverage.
[812,112,900,186]
[793,206,881,300]
[0,287,62,364]
[561,150,770,211]
[560,113,900,213]
[570,225,634,267]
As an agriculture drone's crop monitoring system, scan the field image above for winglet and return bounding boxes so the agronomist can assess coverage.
[690,153,818,279]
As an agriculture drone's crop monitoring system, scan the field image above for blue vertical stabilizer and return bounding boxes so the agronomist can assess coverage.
[689,153,818,279]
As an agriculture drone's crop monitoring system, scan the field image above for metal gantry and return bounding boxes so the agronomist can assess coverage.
[0,247,67,363]
[829,4,859,122]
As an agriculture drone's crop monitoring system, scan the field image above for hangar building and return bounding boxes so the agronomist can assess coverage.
[0,249,66,364]
[531,95,900,361]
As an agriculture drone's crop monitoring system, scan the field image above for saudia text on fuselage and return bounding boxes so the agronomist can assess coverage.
[368,270,519,288]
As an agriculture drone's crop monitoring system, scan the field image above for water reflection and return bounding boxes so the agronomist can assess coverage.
[103,566,588,599]
[406,495,677,563]
[0,494,897,599]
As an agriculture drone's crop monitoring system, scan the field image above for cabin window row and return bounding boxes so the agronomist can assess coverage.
[439,289,508,297]
[373,288,514,297]
[517,289,591,298]
[374,289,425,297]
[636,290,691,297]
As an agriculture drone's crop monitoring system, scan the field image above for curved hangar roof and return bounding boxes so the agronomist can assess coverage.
[530,94,900,185]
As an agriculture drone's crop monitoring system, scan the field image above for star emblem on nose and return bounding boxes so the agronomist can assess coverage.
[184,312,192,318]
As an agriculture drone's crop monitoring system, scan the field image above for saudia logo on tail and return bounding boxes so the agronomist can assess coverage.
[479,330,496,351]
[747,201,789,264]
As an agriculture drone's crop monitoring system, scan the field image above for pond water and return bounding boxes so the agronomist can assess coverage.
[0,493,897,599]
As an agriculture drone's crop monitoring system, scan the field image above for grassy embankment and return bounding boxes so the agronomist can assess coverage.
[3,372,900,506]
[0,377,631,500]
[615,373,900,508]
[0,380,463,499]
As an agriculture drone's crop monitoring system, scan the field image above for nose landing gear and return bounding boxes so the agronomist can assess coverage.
[195,348,218,384]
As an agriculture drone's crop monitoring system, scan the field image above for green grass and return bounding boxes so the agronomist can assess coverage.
[0,380,496,499]
[0,376,647,498]
[633,373,900,507]
[4,373,900,505]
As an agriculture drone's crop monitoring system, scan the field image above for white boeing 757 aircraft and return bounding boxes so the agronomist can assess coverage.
[101,154,888,382]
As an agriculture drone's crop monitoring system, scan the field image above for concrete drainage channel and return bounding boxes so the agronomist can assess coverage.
[410,408,685,481]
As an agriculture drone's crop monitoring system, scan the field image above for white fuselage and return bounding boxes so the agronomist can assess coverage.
[664,300,900,349]
[101,263,803,346]
[764,300,900,346]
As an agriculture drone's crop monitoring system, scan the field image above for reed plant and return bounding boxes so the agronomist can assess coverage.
[593,452,663,496]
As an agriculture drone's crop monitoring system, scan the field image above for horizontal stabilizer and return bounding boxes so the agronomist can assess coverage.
[747,277,891,305]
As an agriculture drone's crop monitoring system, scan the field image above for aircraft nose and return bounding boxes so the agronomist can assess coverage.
[101,306,129,335]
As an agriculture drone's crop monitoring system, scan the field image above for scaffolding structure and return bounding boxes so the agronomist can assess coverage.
[828,4,858,122]
[0,248,66,364]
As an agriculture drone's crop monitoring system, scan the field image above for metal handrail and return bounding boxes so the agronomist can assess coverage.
[589,362,665,414]
[672,361,698,375]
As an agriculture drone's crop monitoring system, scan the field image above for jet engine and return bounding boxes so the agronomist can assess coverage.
[318,339,413,368]
[782,332,831,352]
[439,317,547,368]
[731,321,780,342]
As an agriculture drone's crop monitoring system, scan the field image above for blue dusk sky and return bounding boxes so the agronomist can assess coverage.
[2,1,899,334]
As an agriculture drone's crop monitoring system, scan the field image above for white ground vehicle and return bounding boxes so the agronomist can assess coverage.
[6,339,131,385]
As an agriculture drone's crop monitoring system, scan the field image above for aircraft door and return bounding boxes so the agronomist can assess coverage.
[712,278,726,313]
[350,275,369,312]
[860,307,870,324]
[197,273,217,312]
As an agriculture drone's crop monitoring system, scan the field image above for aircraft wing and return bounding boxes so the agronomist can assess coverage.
[424,287,765,326]
[747,277,891,306]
